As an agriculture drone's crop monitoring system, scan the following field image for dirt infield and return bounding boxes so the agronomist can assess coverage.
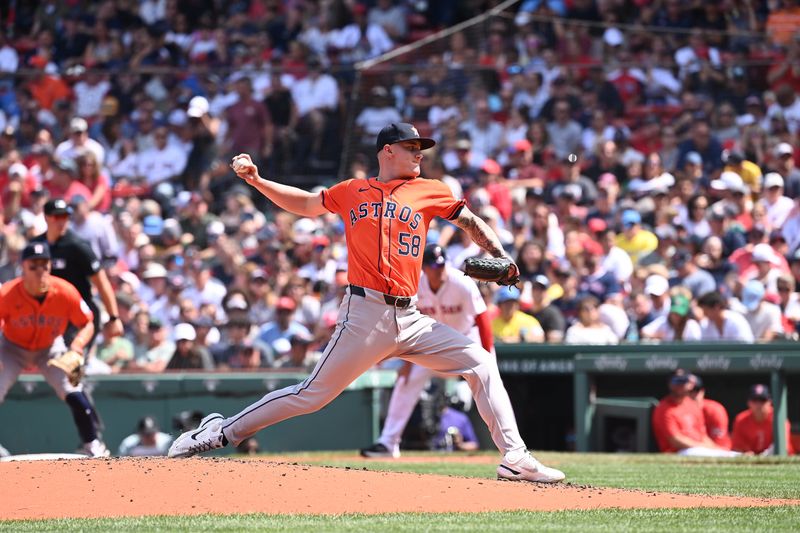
[1,456,795,520]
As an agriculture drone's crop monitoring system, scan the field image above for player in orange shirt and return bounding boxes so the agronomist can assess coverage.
[652,369,739,456]
[0,242,109,457]
[689,375,732,450]
[732,384,795,455]
[169,123,565,483]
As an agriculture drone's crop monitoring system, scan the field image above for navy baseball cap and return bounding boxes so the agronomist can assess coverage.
[376,123,435,152]
[44,198,73,216]
[21,241,51,261]
[748,384,771,401]
[422,244,446,266]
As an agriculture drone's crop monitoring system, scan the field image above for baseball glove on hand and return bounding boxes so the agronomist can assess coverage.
[463,257,520,286]
[47,350,85,386]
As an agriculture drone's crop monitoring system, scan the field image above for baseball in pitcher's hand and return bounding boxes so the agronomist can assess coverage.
[231,153,258,183]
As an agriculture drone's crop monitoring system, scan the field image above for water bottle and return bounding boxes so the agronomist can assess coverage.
[625,314,639,343]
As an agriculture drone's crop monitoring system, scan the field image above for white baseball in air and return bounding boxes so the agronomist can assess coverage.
[567,153,577,163]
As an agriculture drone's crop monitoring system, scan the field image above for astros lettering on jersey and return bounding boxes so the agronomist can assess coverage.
[321,177,465,296]
[0,277,93,351]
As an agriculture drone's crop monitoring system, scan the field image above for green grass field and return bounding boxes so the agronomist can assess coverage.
[2,452,799,532]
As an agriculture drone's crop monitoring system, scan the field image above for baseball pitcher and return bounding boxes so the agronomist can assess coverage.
[169,123,564,483]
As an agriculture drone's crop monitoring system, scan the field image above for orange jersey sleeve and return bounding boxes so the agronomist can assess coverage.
[321,177,465,296]
[0,277,93,351]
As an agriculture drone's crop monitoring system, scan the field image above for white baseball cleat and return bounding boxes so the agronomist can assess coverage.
[168,413,227,458]
[497,450,565,483]
[81,439,111,458]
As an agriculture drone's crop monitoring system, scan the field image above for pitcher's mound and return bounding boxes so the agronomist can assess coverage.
[0,457,793,520]
[1,453,87,462]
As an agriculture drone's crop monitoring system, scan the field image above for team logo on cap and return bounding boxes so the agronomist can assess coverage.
[410,126,419,137]
[33,244,44,255]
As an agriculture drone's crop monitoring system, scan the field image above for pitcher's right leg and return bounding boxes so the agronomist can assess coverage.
[170,292,399,457]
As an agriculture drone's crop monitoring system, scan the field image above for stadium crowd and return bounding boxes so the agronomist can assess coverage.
[0,0,799,376]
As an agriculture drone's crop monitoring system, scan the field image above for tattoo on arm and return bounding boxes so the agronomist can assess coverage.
[454,208,506,258]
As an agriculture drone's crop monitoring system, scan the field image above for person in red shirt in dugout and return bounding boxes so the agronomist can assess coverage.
[731,384,795,456]
[688,375,733,450]
[652,369,739,457]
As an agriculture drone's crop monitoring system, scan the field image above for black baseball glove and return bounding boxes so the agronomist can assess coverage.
[463,256,520,286]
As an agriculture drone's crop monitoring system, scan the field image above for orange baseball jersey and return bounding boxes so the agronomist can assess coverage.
[0,276,93,351]
[321,177,465,296]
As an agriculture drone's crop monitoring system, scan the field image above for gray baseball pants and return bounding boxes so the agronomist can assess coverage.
[0,335,80,401]
[222,286,527,454]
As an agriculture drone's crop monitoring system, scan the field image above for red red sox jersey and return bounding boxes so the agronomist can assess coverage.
[417,265,487,342]
[321,177,465,296]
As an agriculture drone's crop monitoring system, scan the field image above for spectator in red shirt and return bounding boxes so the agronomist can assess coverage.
[731,384,795,456]
[688,375,732,450]
[652,369,739,456]
[479,159,512,225]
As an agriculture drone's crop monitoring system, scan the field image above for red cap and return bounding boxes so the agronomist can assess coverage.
[29,56,47,69]
[513,139,532,152]
[583,239,604,256]
[587,218,607,233]
[276,296,296,311]
[481,159,502,175]
[312,235,330,248]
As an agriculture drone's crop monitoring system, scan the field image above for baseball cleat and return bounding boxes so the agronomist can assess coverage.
[81,439,111,458]
[497,450,565,483]
[168,413,227,458]
[359,442,400,458]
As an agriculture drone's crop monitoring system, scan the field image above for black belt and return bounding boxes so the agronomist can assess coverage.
[349,284,412,309]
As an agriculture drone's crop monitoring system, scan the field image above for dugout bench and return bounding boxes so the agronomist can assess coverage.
[573,343,800,456]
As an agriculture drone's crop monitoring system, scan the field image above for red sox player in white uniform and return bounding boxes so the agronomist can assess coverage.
[168,123,565,483]
[361,243,493,458]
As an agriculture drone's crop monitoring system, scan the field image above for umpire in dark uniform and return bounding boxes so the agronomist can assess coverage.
[31,198,123,347]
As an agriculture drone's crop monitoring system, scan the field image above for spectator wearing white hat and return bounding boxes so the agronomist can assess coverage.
[739,280,784,341]
[138,261,169,308]
[54,117,106,166]
[739,242,787,293]
[710,171,748,218]
[771,142,800,198]
[758,172,794,228]
[641,292,702,342]
[166,323,214,370]
[645,274,672,319]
